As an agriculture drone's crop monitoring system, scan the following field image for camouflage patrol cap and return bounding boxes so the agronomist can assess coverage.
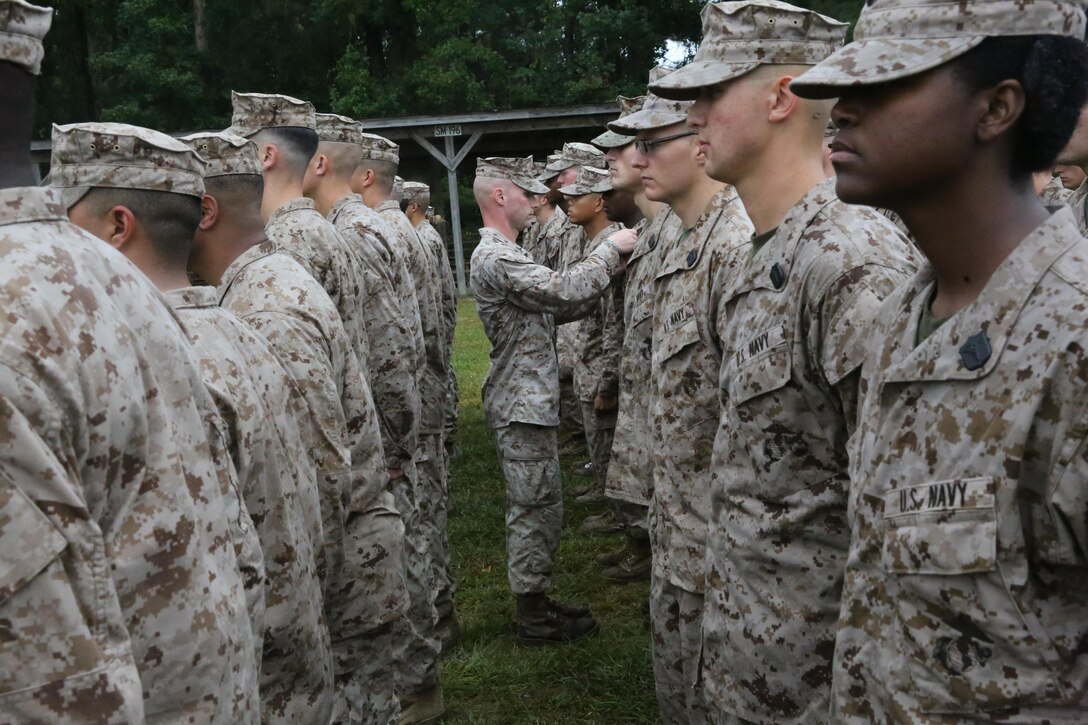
[356,132,400,165]
[314,112,366,144]
[0,0,51,75]
[180,131,261,178]
[402,181,430,205]
[230,91,316,138]
[651,1,848,101]
[592,95,645,149]
[393,175,405,200]
[559,166,611,196]
[50,122,206,209]
[537,154,563,183]
[476,156,550,194]
[791,0,1088,99]
[610,68,693,132]
[589,172,614,194]
[545,142,606,173]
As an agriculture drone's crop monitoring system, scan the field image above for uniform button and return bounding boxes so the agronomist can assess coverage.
[960,331,992,371]
[770,263,785,289]
[686,250,698,268]
[647,235,657,250]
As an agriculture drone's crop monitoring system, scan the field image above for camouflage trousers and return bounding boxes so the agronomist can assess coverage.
[331,620,401,724]
[418,432,456,621]
[444,367,460,459]
[650,573,711,725]
[580,399,617,491]
[558,364,586,455]
[390,459,442,695]
[495,423,562,594]
[611,498,649,539]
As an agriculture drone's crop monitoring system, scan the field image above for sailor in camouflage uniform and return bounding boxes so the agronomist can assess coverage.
[183,132,409,724]
[1057,103,1088,234]
[0,7,257,720]
[654,2,917,721]
[791,0,1088,719]
[616,67,756,723]
[470,156,637,642]
[67,125,332,723]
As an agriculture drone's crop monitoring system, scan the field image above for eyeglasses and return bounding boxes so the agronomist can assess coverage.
[634,131,697,155]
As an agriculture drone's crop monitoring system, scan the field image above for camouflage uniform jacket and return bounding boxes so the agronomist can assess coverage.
[265,197,369,371]
[574,223,625,402]
[703,178,917,722]
[533,206,570,271]
[556,214,589,371]
[418,219,458,354]
[1069,178,1088,236]
[329,195,421,471]
[219,243,408,634]
[165,286,333,720]
[0,187,258,723]
[834,208,1088,723]
[470,227,621,429]
[378,201,447,434]
[518,217,542,267]
[607,210,682,507]
[649,189,753,593]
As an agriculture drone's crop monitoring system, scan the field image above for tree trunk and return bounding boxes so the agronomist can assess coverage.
[193,0,207,52]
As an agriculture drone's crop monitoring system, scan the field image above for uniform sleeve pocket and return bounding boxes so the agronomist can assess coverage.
[0,478,67,607]
[729,342,792,407]
[882,477,997,575]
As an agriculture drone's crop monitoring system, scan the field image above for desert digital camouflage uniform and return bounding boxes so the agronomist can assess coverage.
[1069,178,1088,235]
[377,181,445,697]
[0,183,149,723]
[572,221,624,486]
[165,286,335,723]
[0,6,145,718]
[471,155,624,592]
[47,121,261,722]
[231,93,370,372]
[702,178,916,722]
[218,243,408,723]
[415,212,460,623]
[533,203,570,271]
[832,206,1088,722]
[781,0,1088,719]
[605,211,682,519]
[646,188,753,725]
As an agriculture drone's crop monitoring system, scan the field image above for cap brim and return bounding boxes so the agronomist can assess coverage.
[53,185,91,210]
[790,36,983,100]
[608,109,688,133]
[545,159,576,173]
[591,130,633,149]
[648,60,761,101]
[558,184,589,196]
[513,178,550,195]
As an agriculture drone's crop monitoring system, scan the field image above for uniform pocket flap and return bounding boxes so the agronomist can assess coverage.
[0,480,68,607]
[728,328,791,407]
[652,316,701,368]
[882,477,997,575]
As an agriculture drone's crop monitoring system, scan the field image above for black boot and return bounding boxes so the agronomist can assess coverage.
[515,593,598,644]
[545,594,591,619]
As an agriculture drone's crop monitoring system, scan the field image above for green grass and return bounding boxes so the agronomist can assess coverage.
[441,298,658,724]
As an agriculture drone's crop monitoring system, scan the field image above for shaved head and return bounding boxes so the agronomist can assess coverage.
[317,141,363,179]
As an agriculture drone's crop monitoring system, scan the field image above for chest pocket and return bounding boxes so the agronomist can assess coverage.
[728,327,792,407]
[653,317,701,369]
[882,477,996,575]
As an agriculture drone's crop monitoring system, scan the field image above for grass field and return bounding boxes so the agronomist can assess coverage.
[439,298,658,724]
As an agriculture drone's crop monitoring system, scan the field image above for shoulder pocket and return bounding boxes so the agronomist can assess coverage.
[882,477,996,575]
[728,326,792,406]
[0,477,67,607]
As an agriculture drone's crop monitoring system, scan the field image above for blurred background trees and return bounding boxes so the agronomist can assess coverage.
[36,0,863,135]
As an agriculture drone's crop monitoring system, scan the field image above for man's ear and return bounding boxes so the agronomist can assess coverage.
[767,74,801,124]
[106,205,139,251]
[197,194,219,231]
[976,79,1026,145]
[492,184,505,207]
[260,143,277,172]
[312,153,330,178]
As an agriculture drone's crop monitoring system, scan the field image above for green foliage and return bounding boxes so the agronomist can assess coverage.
[37,1,865,134]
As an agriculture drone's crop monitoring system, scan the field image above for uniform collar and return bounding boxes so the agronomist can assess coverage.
[655,187,744,280]
[218,241,277,303]
[164,285,219,309]
[377,199,400,213]
[327,192,366,224]
[267,196,316,225]
[479,226,517,245]
[730,177,838,296]
[629,206,676,265]
[0,186,68,226]
[881,207,1084,383]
